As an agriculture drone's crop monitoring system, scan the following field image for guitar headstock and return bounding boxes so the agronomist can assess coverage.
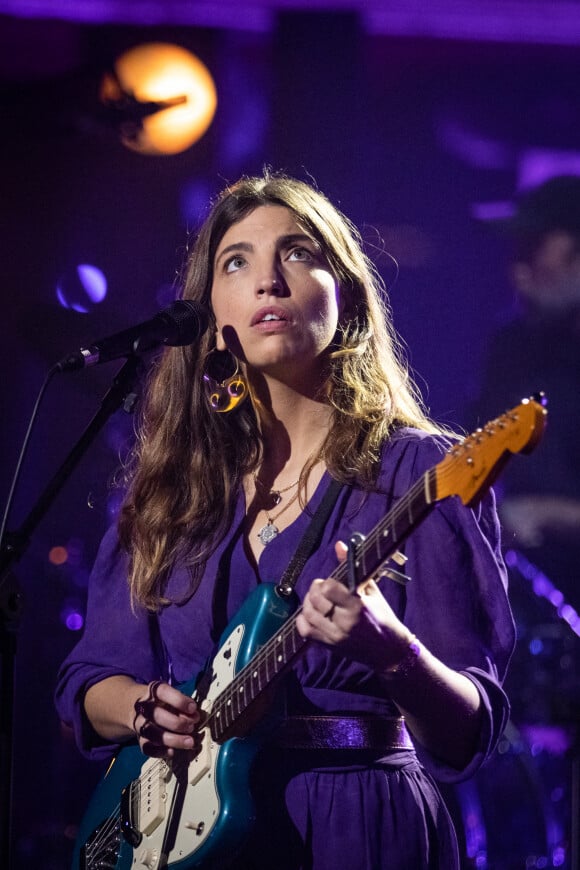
[435,396,547,506]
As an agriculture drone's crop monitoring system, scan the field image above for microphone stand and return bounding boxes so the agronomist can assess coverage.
[0,356,142,869]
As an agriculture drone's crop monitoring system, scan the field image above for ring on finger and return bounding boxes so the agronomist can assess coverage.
[132,679,163,736]
[134,700,151,719]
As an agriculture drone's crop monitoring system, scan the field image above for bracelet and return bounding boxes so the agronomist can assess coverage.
[383,635,422,680]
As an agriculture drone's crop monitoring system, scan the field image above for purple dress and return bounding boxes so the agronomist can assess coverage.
[56,429,514,869]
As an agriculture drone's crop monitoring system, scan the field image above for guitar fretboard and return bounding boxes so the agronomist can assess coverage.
[208,466,437,742]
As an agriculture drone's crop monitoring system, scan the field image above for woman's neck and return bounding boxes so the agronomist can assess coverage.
[253,379,333,485]
[243,385,331,564]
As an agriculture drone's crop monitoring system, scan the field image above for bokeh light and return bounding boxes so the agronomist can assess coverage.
[100,42,217,156]
[60,602,84,632]
[56,263,107,313]
[48,545,68,566]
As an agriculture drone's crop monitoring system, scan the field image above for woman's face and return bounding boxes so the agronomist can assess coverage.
[211,205,341,386]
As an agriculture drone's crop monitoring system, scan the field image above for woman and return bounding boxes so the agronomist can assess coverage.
[56,172,515,869]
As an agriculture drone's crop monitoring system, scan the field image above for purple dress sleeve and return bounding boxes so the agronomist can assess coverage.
[54,525,168,759]
[264,429,515,783]
[386,430,515,782]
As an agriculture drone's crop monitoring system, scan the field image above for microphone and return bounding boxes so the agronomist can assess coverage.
[56,300,209,372]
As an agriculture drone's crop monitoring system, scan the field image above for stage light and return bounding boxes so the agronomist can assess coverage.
[49,545,68,566]
[56,263,107,313]
[61,606,84,632]
[99,42,217,156]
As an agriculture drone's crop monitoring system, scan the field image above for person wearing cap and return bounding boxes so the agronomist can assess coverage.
[476,173,580,615]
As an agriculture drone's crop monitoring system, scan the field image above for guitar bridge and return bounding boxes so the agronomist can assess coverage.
[80,814,123,868]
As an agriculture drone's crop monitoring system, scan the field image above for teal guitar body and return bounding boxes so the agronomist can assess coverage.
[72,583,298,869]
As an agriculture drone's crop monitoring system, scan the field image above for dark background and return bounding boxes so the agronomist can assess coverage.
[1,5,579,867]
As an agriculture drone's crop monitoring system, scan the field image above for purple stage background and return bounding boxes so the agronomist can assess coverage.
[0,4,578,868]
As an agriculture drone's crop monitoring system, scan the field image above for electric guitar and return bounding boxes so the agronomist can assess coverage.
[72,397,547,869]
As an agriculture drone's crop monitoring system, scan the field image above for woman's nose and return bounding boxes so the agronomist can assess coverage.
[256,275,285,296]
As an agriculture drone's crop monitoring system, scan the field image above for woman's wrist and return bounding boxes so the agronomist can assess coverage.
[382,634,422,680]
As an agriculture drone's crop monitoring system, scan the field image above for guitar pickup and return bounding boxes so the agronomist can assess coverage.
[188,729,212,786]
[138,758,171,836]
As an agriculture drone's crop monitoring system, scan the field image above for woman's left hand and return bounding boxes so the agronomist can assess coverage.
[296,543,485,769]
[296,543,414,673]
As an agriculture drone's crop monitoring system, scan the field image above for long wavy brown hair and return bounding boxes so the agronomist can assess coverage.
[119,172,445,610]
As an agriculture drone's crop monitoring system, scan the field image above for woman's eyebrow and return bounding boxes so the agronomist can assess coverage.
[278,233,319,249]
[215,241,253,267]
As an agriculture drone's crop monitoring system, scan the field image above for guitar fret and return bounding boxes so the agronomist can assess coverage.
[224,694,233,728]
[374,533,383,569]
[212,702,223,741]
[231,684,240,719]
[424,467,434,504]
[275,633,284,667]
[238,682,246,716]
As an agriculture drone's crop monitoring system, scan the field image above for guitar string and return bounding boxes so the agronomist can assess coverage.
[86,801,123,862]
[230,446,480,703]
[85,768,167,860]
[86,767,174,859]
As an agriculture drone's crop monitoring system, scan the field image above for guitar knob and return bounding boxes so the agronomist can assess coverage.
[138,848,159,869]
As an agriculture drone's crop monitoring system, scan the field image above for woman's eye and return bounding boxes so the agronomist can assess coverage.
[288,247,313,262]
[225,255,246,273]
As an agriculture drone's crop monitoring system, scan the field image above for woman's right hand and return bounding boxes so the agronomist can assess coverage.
[132,680,201,758]
[84,675,201,758]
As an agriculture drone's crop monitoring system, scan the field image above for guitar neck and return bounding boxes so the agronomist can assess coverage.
[332,467,437,588]
[210,614,307,741]
[209,467,437,742]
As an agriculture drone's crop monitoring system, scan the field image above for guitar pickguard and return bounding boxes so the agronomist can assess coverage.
[75,587,295,870]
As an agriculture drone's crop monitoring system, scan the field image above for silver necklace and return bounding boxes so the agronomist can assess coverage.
[253,472,302,546]
[256,488,301,545]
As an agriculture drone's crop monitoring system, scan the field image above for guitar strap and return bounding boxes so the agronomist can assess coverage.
[207,478,345,650]
[275,477,345,597]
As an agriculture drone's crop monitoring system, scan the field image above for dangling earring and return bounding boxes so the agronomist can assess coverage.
[203,349,249,413]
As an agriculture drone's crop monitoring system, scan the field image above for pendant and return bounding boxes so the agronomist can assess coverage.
[257,521,279,545]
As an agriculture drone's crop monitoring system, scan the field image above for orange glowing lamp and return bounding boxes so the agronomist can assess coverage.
[100,42,217,156]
